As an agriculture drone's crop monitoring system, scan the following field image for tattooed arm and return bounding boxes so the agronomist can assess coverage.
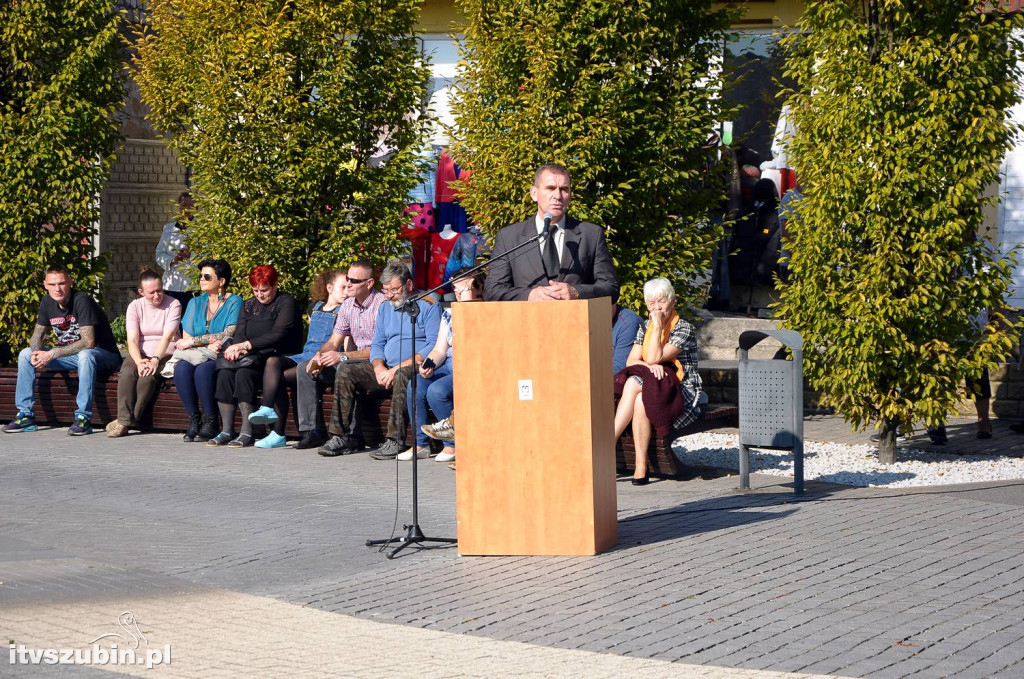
[48,326,96,362]
[28,325,50,369]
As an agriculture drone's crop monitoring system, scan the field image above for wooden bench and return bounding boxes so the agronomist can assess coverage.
[0,366,421,447]
[1,367,737,471]
[615,403,738,478]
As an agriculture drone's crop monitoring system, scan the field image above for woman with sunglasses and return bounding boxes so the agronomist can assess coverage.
[247,268,349,449]
[207,264,302,448]
[174,259,243,442]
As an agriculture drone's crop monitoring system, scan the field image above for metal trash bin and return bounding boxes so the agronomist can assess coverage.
[737,329,804,495]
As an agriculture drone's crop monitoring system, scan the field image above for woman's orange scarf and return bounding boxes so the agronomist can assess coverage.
[641,311,684,381]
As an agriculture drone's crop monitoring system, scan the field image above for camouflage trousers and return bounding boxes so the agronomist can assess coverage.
[328,361,416,444]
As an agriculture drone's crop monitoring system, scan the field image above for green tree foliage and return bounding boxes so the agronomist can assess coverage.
[777,0,1023,462]
[450,0,739,311]
[134,0,429,298]
[0,0,123,352]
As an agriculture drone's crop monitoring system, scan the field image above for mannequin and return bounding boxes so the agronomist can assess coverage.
[428,224,461,289]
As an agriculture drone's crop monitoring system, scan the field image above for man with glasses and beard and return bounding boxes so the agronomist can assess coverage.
[317,260,440,459]
[292,259,386,450]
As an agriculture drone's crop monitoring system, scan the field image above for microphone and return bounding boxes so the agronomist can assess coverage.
[541,212,559,281]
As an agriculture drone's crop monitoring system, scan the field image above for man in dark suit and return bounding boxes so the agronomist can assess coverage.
[484,164,619,302]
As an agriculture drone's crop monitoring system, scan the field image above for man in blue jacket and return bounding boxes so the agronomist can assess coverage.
[318,260,441,460]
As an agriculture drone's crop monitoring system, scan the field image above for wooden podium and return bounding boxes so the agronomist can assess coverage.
[452,299,618,556]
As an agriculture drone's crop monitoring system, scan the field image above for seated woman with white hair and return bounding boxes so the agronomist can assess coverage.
[613,277,703,486]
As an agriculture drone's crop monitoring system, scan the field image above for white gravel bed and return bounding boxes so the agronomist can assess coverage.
[672,432,1024,488]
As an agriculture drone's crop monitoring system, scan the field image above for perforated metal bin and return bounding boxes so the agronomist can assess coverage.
[737,329,804,495]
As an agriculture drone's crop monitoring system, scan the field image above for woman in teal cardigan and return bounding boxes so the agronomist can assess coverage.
[173,259,243,442]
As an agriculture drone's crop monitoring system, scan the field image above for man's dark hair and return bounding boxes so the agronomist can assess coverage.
[197,258,232,288]
[45,265,70,277]
[534,163,571,185]
[349,258,375,277]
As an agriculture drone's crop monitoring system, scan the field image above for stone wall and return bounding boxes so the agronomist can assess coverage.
[973,363,1023,420]
[700,360,1024,422]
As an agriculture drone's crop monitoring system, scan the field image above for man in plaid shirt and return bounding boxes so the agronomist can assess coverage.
[293,259,385,450]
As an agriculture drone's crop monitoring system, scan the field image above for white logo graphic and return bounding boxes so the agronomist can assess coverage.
[88,610,147,648]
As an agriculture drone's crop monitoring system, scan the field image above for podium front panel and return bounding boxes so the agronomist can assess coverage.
[453,299,617,555]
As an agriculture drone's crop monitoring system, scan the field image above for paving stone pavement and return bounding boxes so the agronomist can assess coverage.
[1,427,1023,678]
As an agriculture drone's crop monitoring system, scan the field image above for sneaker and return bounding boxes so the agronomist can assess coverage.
[248,405,278,425]
[421,418,454,442]
[295,429,327,450]
[255,431,287,449]
[435,450,456,463]
[396,447,429,461]
[318,434,364,457]
[870,431,910,443]
[3,413,37,433]
[227,433,255,448]
[67,416,92,436]
[105,421,129,438]
[369,438,404,460]
[206,432,234,447]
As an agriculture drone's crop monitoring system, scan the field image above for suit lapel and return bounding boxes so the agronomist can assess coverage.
[518,218,547,282]
[560,217,582,280]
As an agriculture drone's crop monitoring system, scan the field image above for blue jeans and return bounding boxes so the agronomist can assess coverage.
[16,346,121,420]
[408,364,454,447]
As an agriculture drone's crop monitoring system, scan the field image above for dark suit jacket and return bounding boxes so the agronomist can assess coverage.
[484,216,620,302]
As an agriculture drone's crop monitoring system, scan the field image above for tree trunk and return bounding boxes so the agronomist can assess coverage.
[877,419,898,465]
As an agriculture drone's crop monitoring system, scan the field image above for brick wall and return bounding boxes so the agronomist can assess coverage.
[99,139,188,317]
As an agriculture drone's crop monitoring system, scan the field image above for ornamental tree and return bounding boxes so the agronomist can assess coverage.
[0,0,123,354]
[449,0,738,311]
[776,0,1023,463]
[134,0,429,298]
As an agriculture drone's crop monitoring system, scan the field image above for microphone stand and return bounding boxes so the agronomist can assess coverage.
[366,227,550,559]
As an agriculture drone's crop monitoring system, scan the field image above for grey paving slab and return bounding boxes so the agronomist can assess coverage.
[2,428,1024,678]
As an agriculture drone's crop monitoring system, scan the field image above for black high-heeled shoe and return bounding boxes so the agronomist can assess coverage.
[631,471,650,486]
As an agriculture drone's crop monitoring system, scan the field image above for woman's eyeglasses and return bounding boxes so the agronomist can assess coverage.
[201,273,215,282]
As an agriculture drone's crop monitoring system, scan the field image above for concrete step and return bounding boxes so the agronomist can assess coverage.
[694,310,784,361]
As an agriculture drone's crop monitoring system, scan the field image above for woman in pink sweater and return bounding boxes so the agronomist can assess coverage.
[106,269,181,437]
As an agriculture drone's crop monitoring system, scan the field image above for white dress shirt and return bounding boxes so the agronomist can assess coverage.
[535,214,565,261]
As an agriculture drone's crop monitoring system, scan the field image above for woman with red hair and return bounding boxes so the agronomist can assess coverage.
[208,265,303,447]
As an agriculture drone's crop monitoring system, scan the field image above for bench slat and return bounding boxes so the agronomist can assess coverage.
[614,403,738,478]
[0,367,418,446]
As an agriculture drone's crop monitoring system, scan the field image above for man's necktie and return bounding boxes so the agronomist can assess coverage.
[543,228,560,281]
